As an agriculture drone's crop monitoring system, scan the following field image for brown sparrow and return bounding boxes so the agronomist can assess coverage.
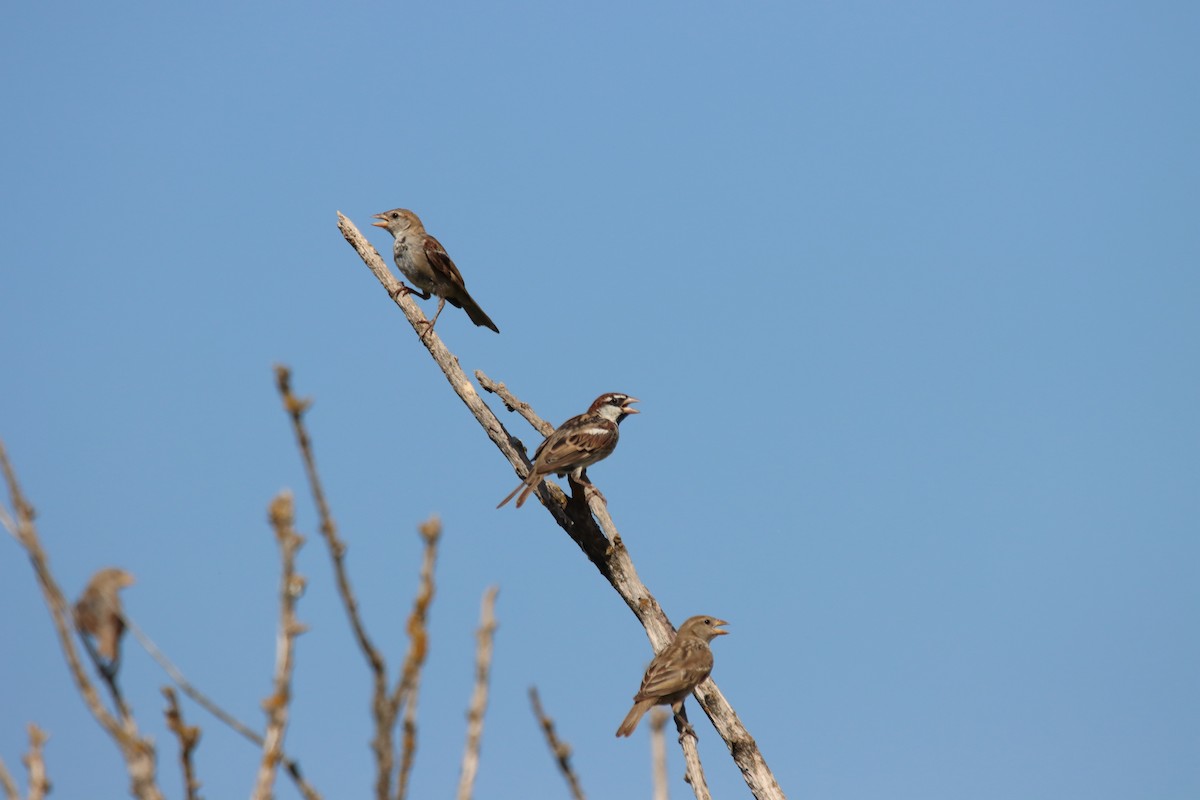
[616,615,729,738]
[497,392,639,509]
[73,567,136,664]
[371,208,499,336]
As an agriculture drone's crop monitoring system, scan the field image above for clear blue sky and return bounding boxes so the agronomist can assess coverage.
[3,2,1197,798]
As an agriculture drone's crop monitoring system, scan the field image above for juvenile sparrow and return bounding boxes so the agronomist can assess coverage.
[371,208,499,336]
[73,567,136,664]
[497,392,639,509]
[616,615,729,738]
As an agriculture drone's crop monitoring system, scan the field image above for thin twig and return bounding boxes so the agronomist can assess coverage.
[162,688,202,800]
[650,710,669,800]
[474,373,553,436]
[274,365,397,800]
[21,725,49,800]
[124,616,320,800]
[393,517,441,800]
[455,587,499,800]
[529,687,586,800]
[252,492,307,800]
[340,215,786,800]
[274,366,383,672]
[0,440,164,800]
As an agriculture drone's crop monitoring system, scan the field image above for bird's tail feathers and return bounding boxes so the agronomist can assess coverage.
[615,699,653,737]
[460,295,499,333]
[496,479,526,509]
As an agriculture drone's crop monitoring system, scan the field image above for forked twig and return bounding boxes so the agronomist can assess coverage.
[162,688,202,800]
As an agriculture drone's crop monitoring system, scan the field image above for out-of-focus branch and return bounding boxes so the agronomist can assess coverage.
[339,214,785,800]
[162,688,202,800]
[0,441,164,800]
[393,517,440,800]
[126,616,320,800]
[0,754,18,800]
[21,725,49,800]
[274,364,401,800]
[252,492,307,800]
[455,587,498,800]
[650,710,669,800]
[529,687,586,800]
[274,366,383,673]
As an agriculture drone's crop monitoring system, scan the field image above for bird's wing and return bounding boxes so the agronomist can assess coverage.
[534,416,618,473]
[422,234,469,294]
[635,642,713,701]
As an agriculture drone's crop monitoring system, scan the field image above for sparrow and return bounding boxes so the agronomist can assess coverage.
[497,392,639,509]
[371,208,500,336]
[73,567,136,664]
[616,615,729,738]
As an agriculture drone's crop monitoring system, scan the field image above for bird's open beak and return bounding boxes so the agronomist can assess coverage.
[623,397,640,414]
[371,214,388,229]
[712,619,730,635]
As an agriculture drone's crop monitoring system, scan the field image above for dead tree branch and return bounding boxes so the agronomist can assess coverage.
[338,214,786,800]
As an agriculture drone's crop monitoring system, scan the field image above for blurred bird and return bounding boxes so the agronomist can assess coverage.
[371,208,499,336]
[73,568,136,663]
[616,615,729,738]
[497,392,639,509]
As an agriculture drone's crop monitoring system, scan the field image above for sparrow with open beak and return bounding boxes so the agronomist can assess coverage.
[616,615,729,738]
[372,208,499,336]
[497,392,639,509]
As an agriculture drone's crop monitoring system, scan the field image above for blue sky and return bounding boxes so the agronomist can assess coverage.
[2,2,1198,798]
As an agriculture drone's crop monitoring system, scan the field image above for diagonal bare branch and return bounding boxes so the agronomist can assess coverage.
[338,213,786,800]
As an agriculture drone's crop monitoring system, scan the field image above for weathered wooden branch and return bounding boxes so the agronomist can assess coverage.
[338,213,786,800]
